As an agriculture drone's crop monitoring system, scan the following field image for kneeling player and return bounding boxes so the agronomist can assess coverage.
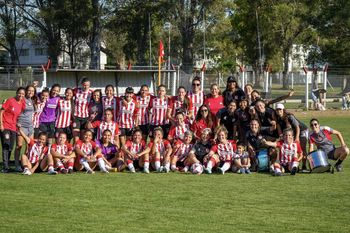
[51,132,75,174]
[148,127,172,172]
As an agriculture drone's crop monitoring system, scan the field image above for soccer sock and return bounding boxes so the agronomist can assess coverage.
[127,160,134,171]
[48,165,54,171]
[335,159,343,166]
[292,161,299,168]
[98,158,107,171]
[144,160,149,170]
[221,161,231,172]
[67,161,74,170]
[171,164,177,171]
[165,162,170,170]
[207,158,216,169]
[155,159,161,170]
[81,159,91,171]
[56,161,64,170]
[183,166,189,172]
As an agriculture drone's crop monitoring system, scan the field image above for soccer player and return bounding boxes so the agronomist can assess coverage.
[96,129,120,172]
[204,84,224,116]
[187,76,204,121]
[168,86,193,124]
[121,129,150,173]
[170,131,194,172]
[102,84,117,121]
[167,111,190,146]
[204,126,237,175]
[51,132,75,174]
[32,88,49,139]
[55,88,74,142]
[148,127,172,172]
[135,85,152,139]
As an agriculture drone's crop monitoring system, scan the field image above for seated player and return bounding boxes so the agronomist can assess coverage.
[74,130,108,174]
[232,142,251,174]
[50,132,76,174]
[204,126,237,175]
[121,129,150,173]
[18,125,57,175]
[170,131,194,172]
[148,127,173,172]
[95,129,120,172]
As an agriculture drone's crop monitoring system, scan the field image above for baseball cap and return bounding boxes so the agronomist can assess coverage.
[275,103,285,110]
[227,76,236,83]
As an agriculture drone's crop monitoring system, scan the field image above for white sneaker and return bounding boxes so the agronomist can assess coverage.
[23,168,32,175]
[101,168,109,173]
[86,169,95,174]
[48,169,58,175]
[157,166,164,173]
[164,166,170,173]
[143,168,150,174]
[129,168,136,173]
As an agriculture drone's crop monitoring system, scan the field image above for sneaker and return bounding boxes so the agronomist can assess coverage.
[245,168,251,174]
[68,168,74,174]
[129,168,136,173]
[143,168,150,174]
[60,169,68,174]
[48,169,58,175]
[290,167,297,176]
[86,169,95,174]
[274,171,282,176]
[156,166,163,173]
[239,168,245,174]
[182,166,189,173]
[1,168,10,173]
[335,164,343,172]
[218,167,225,175]
[14,166,23,172]
[204,167,212,174]
[164,166,170,173]
[22,168,31,175]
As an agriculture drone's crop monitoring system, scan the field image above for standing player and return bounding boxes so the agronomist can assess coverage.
[102,85,117,121]
[309,118,349,172]
[148,85,171,138]
[148,127,173,172]
[32,88,49,139]
[55,88,74,142]
[187,76,204,121]
[51,132,75,174]
[121,129,150,173]
[136,85,152,139]
[204,84,224,116]
[116,87,139,146]
[168,86,193,124]
[73,77,93,142]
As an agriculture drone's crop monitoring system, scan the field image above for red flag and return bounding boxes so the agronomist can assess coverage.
[201,62,206,72]
[159,40,164,62]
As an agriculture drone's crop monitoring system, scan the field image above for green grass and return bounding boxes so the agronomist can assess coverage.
[1,114,350,233]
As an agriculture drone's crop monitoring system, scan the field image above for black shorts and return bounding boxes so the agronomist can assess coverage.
[119,128,133,137]
[39,122,56,138]
[326,147,336,160]
[73,117,88,131]
[139,124,150,136]
[176,161,185,168]
[55,127,73,140]
[0,129,17,151]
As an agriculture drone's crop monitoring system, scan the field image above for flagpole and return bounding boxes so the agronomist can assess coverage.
[158,56,161,86]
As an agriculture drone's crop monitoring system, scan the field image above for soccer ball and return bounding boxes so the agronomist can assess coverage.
[191,163,203,175]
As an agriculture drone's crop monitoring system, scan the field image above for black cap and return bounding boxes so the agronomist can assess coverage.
[125,86,134,94]
[227,76,236,83]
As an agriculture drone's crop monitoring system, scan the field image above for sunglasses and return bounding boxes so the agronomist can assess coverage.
[192,83,200,86]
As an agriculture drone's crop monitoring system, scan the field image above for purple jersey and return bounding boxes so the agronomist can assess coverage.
[96,140,118,160]
[39,96,60,123]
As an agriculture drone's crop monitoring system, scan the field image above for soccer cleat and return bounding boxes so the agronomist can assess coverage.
[164,166,170,173]
[68,168,74,174]
[204,167,212,174]
[239,168,245,174]
[14,166,23,172]
[2,168,10,173]
[86,169,95,174]
[22,168,31,175]
[143,168,150,174]
[218,167,225,175]
[101,169,109,173]
[60,169,68,174]
[48,169,58,175]
[335,164,343,172]
[129,168,136,173]
[245,168,251,174]
[274,171,282,176]
[182,166,189,173]
[157,166,164,173]
[290,167,297,176]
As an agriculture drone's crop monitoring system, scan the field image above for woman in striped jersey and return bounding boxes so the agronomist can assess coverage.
[102,84,117,121]
[51,132,75,174]
[135,85,152,140]
[167,111,190,147]
[168,86,193,124]
[33,89,49,139]
[116,87,139,146]
[170,130,194,172]
[121,129,150,173]
[148,127,173,172]
[148,85,171,138]
[187,76,204,121]
[55,88,74,142]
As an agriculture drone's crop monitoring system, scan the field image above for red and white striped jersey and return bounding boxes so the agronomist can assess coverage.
[174,142,193,162]
[276,140,302,165]
[32,102,46,128]
[116,98,139,129]
[124,140,147,154]
[169,96,193,118]
[149,96,169,126]
[51,142,73,155]
[102,96,117,121]
[92,120,120,143]
[187,90,204,116]
[55,99,73,128]
[75,140,98,156]
[211,140,237,161]
[73,88,93,118]
[27,139,48,164]
[136,95,151,125]
[168,124,190,141]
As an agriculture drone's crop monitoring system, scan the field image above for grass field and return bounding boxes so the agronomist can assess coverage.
[0,92,350,232]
